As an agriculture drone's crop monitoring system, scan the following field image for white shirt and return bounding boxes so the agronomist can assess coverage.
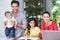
[4,17,16,28]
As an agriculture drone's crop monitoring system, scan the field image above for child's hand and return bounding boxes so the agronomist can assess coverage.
[10,20,14,25]
[14,21,17,29]
[5,20,8,25]
[14,26,16,29]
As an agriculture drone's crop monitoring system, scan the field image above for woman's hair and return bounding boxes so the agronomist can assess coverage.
[27,18,37,35]
[42,11,51,17]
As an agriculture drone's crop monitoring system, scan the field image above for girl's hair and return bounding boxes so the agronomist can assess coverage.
[27,18,37,35]
[42,11,51,17]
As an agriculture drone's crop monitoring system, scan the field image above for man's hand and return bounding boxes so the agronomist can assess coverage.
[17,23,23,29]
[5,20,8,25]
[4,20,8,29]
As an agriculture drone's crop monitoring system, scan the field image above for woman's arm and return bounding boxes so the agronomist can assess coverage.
[53,21,58,30]
[41,22,45,30]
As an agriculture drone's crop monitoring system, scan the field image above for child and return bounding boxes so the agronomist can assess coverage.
[24,18,40,38]
[4,11,17,40]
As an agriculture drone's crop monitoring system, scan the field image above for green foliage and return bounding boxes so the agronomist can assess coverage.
[52,1,60,22]
[24,0,46,26]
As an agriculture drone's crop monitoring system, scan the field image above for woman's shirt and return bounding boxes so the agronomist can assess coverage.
[39,20,58,39]
[25,27,40,36]
[41,20,58,30]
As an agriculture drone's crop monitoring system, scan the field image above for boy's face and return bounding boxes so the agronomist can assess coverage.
[6,13,12,19]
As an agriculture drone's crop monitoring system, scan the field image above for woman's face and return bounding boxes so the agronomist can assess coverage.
[42,13,50,23]
[29,20,35,28]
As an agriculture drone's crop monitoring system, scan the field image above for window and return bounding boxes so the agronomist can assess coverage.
[24,0,46,26]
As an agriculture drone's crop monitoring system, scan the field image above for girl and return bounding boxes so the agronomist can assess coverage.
[24,18,40,37]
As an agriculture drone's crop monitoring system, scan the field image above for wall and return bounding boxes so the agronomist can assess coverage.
[0,0,12,37]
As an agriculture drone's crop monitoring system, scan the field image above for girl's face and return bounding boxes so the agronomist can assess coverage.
[42,13,50,23]
[29,20,35,28]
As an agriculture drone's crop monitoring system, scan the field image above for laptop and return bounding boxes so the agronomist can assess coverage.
[42,30,60,40]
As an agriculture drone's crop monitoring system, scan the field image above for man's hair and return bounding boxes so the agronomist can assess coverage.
[5,11,10,16]
[11,1,19,6]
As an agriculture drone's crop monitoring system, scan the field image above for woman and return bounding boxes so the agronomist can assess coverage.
[40,11,58,39]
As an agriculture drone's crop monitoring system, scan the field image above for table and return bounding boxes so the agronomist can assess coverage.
[18,37,39,40]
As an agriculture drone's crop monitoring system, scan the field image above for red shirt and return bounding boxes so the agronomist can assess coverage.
[41,20,58,30]
[39,20,58,39]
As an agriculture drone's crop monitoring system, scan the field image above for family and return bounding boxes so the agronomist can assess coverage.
[4,0,58,40]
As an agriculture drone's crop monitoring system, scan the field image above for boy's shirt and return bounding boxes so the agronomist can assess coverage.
[4,17,16,28]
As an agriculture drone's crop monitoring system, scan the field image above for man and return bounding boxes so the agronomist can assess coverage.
[11,1,27,40]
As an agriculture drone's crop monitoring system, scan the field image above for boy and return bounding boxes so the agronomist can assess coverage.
[4,11,17,40]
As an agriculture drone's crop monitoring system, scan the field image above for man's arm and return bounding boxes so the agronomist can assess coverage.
[17,23,23,28]
[4,21,6,28]
[17,13,27,29]
[4,20,7,28]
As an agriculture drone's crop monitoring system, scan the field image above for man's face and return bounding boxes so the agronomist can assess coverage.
[11,3,19,12]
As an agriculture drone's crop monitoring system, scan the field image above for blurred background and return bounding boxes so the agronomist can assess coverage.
[0,0,60,38]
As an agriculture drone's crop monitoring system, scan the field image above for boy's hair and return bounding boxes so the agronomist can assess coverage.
[11,1,19,6]
[42,11,51,17]
[5,11,11,16]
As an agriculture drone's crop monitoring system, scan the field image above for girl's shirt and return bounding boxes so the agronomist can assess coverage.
[25,27,40,36]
